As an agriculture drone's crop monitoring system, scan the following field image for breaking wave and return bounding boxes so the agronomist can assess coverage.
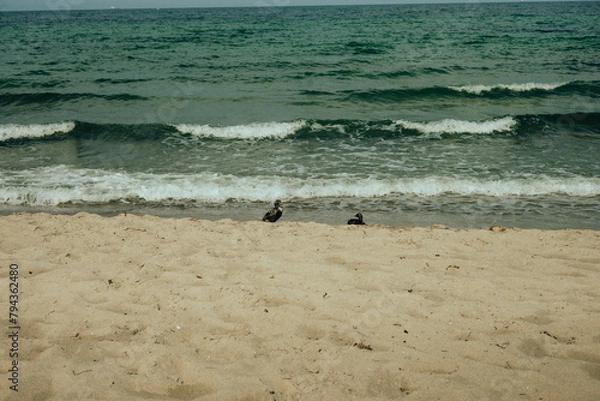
[0,122,76,142]
[2,166,599,206]
[1,112,598,145]
[448,82,568,95]
[395,117,517,135]
[174,121,307,139]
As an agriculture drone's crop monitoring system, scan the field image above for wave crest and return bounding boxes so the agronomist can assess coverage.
[449,82,567,95]
[0,122,76,142]
[395,117,517,135]
[174,121,307,139]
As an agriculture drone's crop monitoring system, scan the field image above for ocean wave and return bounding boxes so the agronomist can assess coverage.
[0,122,76,142]
[2,166,599,206]
[175,116,519,139]
[395,117,517,135]
[448,82,567,95]
[342,87,442,103]
[0,92,147,106]
[339,81,588,103]
[1,113,596,146]
[174,121,307,139]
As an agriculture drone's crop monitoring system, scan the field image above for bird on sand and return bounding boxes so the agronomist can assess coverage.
[262,199,283,222]
[347,212,365,225]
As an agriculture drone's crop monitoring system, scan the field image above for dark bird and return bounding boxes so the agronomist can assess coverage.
[347,212,365,225]
[262,199,283,222]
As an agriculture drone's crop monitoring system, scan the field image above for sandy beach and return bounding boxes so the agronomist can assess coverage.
[1,212,599,400]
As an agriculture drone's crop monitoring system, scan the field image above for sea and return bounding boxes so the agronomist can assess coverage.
[1,1,599,229]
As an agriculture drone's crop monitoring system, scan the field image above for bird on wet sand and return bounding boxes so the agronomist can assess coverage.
[347,212,365,225]
[262,199,284,222]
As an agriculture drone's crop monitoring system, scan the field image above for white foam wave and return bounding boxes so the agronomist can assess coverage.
[0,122,76,142]
[309,122,348,134]
[395,117,517,135]
[1,166,599,206]
[449,82,567,95]
[174,120,306,139]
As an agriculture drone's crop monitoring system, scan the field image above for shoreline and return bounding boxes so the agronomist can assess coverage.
[1,212,599,400]
[1,206,598,231]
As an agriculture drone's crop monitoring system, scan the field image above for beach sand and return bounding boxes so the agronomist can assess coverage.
[1,212,599,400]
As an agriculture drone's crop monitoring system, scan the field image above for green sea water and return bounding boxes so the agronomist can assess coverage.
[1,2,599,228]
